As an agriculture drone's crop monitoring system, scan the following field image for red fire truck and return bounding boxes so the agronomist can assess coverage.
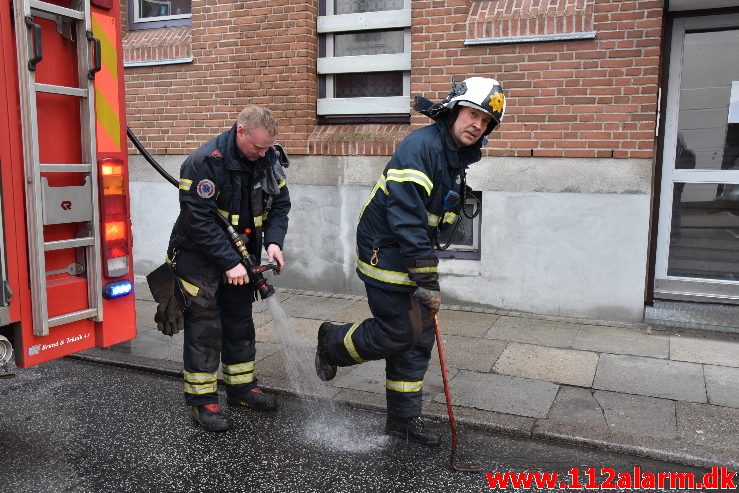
[0,0,135,371]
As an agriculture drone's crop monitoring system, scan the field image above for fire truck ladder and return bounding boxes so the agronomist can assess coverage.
[13,0,103,336]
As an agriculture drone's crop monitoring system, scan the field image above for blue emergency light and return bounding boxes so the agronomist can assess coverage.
[102,280,134,300]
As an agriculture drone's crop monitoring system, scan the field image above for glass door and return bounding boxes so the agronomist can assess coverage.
[655,14,739,303]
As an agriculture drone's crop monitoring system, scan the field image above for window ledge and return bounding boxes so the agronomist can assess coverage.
[317,96,409,116]
[318,9,411,33]
[123,26,191,67]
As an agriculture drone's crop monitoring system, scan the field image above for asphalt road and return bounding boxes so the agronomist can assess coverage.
[0,359,708,493]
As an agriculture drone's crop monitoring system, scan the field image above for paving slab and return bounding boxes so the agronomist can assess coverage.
[452,405,536,437]
[255,342,284,362]
[261,373,344,400]
[78,347,185,374]
[256,347,352,380]
[332,388,391,412]
[438,334,506,372]
[256,316,319,346]
[593,354,707,403]
[703,365,739,409]
[546,386,606,428]
[134,280,154,302]
[251,310,273,328]
[331,301,373,324]
[532,417,739,470]
[121,326,183,363]
[135,299,158,331]
[677,402,739,454]
[493,343,599,387]
[434,370,559,419]
[278,294,357,320]
[330,359,452,402]
[573,324,669,359]
[670,334,739,368]
[484,316,579,348]
[437,310,498,338]
[594,390,677,439]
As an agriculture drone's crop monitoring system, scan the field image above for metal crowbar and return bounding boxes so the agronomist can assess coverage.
[434,315,482,473]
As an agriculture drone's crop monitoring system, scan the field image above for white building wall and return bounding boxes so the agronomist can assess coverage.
[129,153,653,322]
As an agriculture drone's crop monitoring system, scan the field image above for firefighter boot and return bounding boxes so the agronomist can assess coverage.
[315,322,339,381]
[191,404,232,432]
[227,387,278,412]
[385,416,442,447]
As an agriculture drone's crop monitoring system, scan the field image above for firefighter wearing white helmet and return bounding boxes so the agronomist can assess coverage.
[315,76,505,448]
[442,76,506,133]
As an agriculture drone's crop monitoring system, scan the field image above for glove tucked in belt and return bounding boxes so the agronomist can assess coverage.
[146,261,186,337]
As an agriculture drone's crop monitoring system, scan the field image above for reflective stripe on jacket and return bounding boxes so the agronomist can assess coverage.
[355,117,482,291]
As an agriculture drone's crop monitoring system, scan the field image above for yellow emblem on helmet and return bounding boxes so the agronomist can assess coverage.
[489,92,505,115]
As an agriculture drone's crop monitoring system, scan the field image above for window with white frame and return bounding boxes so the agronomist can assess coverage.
[436,192,482,260]
[317,0,411,122]
[129,0,191,30]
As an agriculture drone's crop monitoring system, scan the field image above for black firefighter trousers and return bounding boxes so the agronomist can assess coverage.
[325,283,435,418]
[183,283,258,407]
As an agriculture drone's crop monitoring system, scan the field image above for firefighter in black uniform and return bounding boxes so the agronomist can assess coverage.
[168,105,290,432]
[315,77,505,446]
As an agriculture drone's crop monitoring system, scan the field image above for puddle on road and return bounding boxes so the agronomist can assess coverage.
[267,296,389,454]
[304,413,390,453]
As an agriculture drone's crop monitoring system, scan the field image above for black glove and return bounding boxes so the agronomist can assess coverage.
[413,285,441,324]
[154,294,184,336]
[146,262,186,337]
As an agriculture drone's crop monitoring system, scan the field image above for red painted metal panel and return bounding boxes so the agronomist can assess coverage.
[0,0,136,367]
[0,0,33,336]
[92,5,136,349]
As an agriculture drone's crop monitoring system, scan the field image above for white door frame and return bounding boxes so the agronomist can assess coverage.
[654,13,739,303]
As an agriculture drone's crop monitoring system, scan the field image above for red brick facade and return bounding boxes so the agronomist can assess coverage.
[123,0,664,159]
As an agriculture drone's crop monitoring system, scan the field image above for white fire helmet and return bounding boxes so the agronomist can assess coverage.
[443,77,506,131]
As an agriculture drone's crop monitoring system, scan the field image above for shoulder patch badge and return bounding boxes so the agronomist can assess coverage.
[209,149,222,158]
[196,179,216,199]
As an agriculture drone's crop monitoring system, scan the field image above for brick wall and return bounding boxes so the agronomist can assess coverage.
[124,0,663,159]
[124,0,318,154]
[413,0,663,159]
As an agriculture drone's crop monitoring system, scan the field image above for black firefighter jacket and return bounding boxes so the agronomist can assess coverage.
[168,124,290,307]
[356,116,483,292]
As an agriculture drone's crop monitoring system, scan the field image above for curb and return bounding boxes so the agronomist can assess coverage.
[67,351,738,471]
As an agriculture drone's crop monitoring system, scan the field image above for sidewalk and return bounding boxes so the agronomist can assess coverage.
[80,280,739,469]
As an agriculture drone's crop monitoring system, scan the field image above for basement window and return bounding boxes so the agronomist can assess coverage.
[436,191,482,260]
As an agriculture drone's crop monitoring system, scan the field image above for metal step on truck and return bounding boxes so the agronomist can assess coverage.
[0,0,135,374]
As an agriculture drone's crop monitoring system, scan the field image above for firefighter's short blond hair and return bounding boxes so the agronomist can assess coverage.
[237,105,278,137]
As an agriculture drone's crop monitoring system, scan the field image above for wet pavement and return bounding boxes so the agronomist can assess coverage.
[105,281,739,471]
[0,358,710,493]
